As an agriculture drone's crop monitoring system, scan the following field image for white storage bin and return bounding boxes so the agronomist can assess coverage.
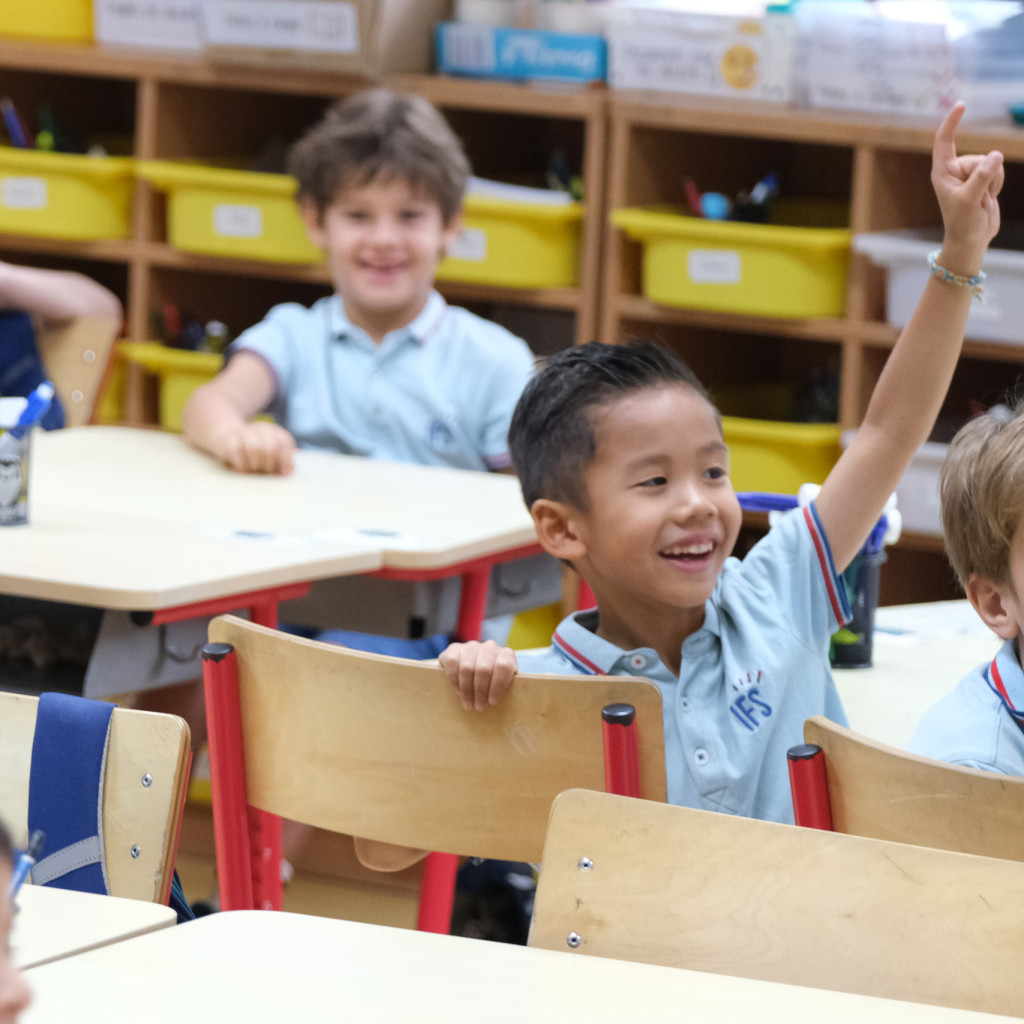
[853,227,1024,347]
[795,0,1024,121]
[843,429,946,537]
[896,441,946,537]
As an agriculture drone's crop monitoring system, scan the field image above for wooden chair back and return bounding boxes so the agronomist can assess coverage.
[202,614,666,913]
[0,691,191,903]
[529,788,1024,1017]
[37,314,120,427]
[793,714,1024,859]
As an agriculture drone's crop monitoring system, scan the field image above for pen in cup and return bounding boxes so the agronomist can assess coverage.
[10,381,54,440]
[8,830,45,903]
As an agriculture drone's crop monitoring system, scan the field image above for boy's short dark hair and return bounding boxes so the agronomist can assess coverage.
[510,339,717,510]
[287,88,470,224]
[941,402,1024,588]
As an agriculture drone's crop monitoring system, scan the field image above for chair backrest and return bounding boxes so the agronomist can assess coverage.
[795,715,1024,859]
[529,788,1024,1017]
[0,691,191,903]
[203,614,665,898]
[37,314,120,427]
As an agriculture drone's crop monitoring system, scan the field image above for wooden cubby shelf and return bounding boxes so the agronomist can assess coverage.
[4,37,1024,603]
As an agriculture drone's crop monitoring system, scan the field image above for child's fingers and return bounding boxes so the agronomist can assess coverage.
[487,648,519,706]
[958,151,1005,204]
[931,101,966,167]
[438,640,517,711]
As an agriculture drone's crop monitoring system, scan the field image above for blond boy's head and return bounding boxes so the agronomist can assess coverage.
[942,404,1024,594]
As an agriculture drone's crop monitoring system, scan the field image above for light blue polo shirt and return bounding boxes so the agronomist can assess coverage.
[228,290,535,471]
[518,503,851,824]
[909,638,1024,776]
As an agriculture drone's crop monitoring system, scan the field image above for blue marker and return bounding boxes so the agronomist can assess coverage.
[11,381,54,439]
[8,830,45,902]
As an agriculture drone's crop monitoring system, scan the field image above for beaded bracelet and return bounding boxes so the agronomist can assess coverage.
[927,250,985,301]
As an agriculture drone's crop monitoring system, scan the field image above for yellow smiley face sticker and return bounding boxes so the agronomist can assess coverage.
[721,44,758,91]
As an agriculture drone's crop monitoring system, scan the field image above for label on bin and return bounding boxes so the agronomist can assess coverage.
[1,177,47,210]
[688,249,741,284]
[448,227,488,263]
[213,203,264,239]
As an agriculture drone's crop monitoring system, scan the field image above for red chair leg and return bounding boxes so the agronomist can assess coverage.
[602,703,640,798]
[202,642,255,911]
[455,566,492,642]
[416,852,459,933]
[787,743,834,830]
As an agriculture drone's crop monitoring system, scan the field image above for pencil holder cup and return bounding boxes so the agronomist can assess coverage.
[830,548,886,669]
[0,399,32,526]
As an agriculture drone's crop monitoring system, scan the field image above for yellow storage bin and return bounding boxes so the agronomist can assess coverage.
[611,201,851,318]
[137,160,322,264]
[436,193,583,289]
[723,415,841,493]
[118,341,222,433]
[0,148,133,240]
[0,0,93,40]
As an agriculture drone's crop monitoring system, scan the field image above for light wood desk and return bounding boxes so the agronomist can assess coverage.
[21,911,1019,1024]
[0,427,539,688]
[835,600,999,750]
[6,425,536,611]
[11,884,176,969]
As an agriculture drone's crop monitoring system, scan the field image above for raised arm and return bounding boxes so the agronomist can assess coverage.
[181,351,296,475]
[815,103,1003,572]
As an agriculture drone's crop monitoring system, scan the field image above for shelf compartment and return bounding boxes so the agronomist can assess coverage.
[612,201,851,319]
[724,416,841,494]
[0,148,134,240]
[137,160,323,264]
[116,341,221,433]
[437,194,583,289]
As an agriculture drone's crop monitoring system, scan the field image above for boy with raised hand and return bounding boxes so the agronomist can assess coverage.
[183,88,534,477]
[440,103,1004,823]
[908,402,1024,773]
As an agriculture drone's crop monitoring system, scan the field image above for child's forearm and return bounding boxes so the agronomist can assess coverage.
[859,247,981,453]
[181,384,248,459]
[0,262,122,322]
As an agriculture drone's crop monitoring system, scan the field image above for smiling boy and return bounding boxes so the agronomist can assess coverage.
[441,104,1005,823]
[183,88,534,476]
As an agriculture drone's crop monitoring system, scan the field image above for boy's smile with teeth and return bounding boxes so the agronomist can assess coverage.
[563,382,742,654]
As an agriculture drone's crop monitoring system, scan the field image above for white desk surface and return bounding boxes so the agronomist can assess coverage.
[21,910,1019,1024]
[0,426,535,610]
[11,884,176,969]
[835,600,999,750]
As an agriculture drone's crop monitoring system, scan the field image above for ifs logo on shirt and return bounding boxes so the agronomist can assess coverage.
[428,414,458,453]
[729,670,772,731]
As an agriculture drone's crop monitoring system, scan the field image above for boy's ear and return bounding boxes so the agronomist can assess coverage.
[530,499,587,561]
[440,211,464,258]
[298,198,326,249]
[965,574,1020,640]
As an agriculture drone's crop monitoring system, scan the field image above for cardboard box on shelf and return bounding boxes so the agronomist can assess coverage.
[200,0,451,74]
[606,9,797,103]
[94,0,204,52]
[435,21,606,83]
[795,0,1024,121]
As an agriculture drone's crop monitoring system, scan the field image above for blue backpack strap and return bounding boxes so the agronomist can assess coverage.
[28,693,114,894]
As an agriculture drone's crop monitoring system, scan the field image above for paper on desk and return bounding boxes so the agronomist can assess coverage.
[311,525,441,551]
[874,600,994,645]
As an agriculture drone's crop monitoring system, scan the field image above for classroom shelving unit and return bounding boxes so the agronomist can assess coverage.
[0,37,606,422]
[600,90,1024,603]
[3,36,1024,602]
